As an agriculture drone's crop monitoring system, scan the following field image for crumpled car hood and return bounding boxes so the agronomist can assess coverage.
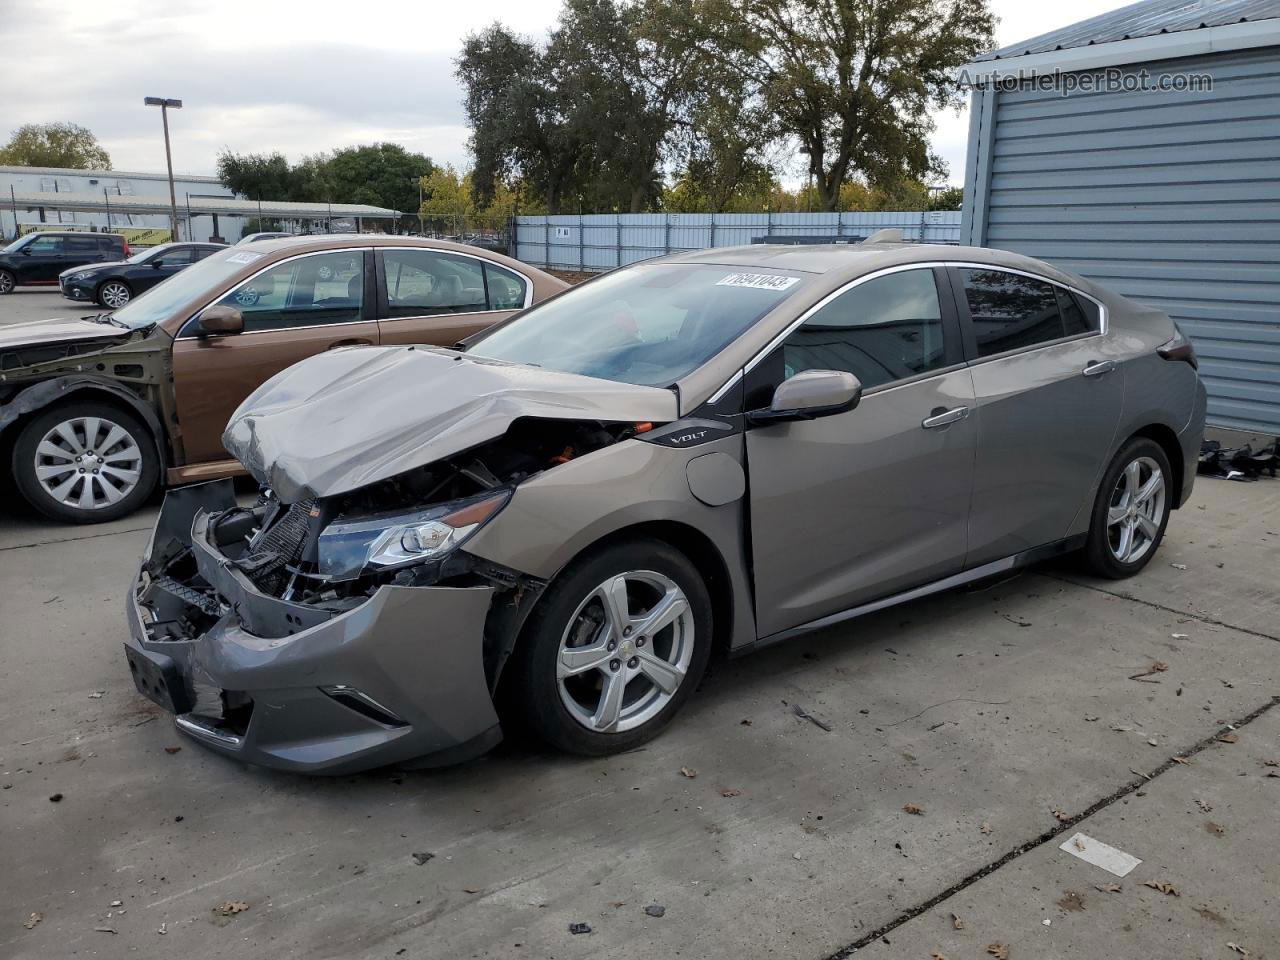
[223,346,679,502]
[0,317,132,350]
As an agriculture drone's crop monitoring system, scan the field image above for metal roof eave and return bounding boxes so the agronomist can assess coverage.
[5,190,401,219]
[959,17,1280,82]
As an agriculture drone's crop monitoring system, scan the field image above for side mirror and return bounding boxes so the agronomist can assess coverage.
[748,369,862,425]
[197,305,244,336]
[151,259,165,268]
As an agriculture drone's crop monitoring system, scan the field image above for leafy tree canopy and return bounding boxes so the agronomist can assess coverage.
[0,122,112,170]
[216,144,433,213]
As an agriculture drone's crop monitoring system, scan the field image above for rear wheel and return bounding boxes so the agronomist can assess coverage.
[0,269,14,294]
[1083,437,1172,578]
[506,538,712,756]
[12,402,159,523]
[97,280,132,308]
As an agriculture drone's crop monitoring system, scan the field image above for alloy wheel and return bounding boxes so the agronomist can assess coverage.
[1107,455,1165,564]
[100,282,131,308]
[0,271,13,294]
[33,415,144,511]
[557,570,694,734]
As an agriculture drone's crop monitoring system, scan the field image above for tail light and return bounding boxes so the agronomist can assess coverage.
[1157,327,1197,369]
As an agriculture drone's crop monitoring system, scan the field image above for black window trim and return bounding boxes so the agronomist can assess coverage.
[945,263,1107,366]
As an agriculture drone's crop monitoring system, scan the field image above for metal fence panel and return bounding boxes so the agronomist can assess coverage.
[514,210,962,271]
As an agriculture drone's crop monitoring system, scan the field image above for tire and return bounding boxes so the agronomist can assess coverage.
[0,269,14,294]
[1082,436,1173,579]
[12,402,160,524]
[96,279,132,308]
[505,538,713,756]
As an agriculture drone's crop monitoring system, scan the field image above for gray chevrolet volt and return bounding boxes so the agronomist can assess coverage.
[124,238,1206,773]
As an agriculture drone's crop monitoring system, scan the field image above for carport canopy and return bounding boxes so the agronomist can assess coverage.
[5,190,400,221]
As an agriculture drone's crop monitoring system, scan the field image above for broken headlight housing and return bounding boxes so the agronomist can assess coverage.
[316,489,510,581]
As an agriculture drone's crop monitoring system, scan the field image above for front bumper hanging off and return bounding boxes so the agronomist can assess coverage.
[123,480,503,774]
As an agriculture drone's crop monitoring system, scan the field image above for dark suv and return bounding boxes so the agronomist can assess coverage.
[0,232,129,294]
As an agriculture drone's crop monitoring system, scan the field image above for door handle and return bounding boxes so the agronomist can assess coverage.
[327,338,373,350]
[1083,360,1117,377]
[922,406,969,429]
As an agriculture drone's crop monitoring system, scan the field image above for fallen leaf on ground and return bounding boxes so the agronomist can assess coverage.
[609,900,626,908]
[1217,733,1239,744]
[986,943,1010,959]
[1073,837,1086,851]
[1057,890,1086,912]
[1206,821,1226,836]
[23,912,41,929]
[980,821,993,835]
[164,746,182,754]
[720,788,741,797]
[931,953,948,960]
[411,851,434,865]
[679,766,697,779]
[1226,942,1249,957]
[951,912,965,929]
[1143,881,1179,897]
[1195,798,1213,812]
[463,886,481,894]
[1171,563,1188,570]
[1052,809,1071,822]
[215,900,249,916]
[1171,756,1191,765]
[903,803,924,816]
[1094,882,1122,893]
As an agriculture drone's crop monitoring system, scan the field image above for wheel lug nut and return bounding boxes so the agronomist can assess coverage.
[623,626,632,637]
[607,640,616,651]
[627,656,639,669]
[609,659,621,672]
[636,637,646,647]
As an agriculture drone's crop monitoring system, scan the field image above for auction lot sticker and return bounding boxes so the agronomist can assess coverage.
[716,273,799,291]
[226,251,265,265]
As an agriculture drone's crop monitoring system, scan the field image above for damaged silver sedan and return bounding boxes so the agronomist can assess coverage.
[124,239,1207,773]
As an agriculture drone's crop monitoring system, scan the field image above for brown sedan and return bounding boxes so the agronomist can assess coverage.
[0,236,567,523]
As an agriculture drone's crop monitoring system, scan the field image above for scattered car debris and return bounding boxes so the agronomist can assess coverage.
[1198,439,1277,481]
[739,718,752,726]
[23,912,41,929]
[903,803,924,816]
[1058,833,1142,877]
[644,904,666,918]
[158,922,167,935]
[1143,881,1180,897]
[109,899,122,907]
[1057,890,1086,912]
[411,852,435,865]
[679,766,698,779]
[791,703,833,731]
[950,912,965,930]
[48,793,62,803]
[87,691,104,699]
[215,900,250,916]
[568,922,592,935]
[986,943,1010,959]
[94,925,118,934]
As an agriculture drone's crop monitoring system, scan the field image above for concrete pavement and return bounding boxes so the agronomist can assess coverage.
[1,477,1276,960]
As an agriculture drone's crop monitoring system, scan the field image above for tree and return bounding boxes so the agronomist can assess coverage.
[0,122,111,169]
[324,143,434,214]
[701,0,994,211]
[927,185,964,211]
[216,151,298,200]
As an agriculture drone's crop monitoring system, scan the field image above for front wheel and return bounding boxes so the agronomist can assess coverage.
[97,280,132,308]
[0,269,14,294]
[505,538,713,756]
[12,403,160,523]
[1082,437,1172,578]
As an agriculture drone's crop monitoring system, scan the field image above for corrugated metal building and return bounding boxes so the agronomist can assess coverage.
[960,0,1280,436]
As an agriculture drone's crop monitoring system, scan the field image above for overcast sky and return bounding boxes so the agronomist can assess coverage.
[0,0,1121,188]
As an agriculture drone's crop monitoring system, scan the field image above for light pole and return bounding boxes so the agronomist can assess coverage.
[144,96,182,240]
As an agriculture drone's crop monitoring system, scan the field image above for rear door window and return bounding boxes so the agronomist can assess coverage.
[959,269,1085,358]
[65,236,99,253]
[382,249,489,317]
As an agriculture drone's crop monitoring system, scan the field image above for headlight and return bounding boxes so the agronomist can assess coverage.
[316,490,510,581]
[70,271,93,281]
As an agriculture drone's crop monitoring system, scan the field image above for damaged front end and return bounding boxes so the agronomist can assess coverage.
[124,416,643,774]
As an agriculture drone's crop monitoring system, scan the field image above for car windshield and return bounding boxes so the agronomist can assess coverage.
[2,233,37,253]
[471,263,808,386]
[126,244,172,264]
[107,247,269,330]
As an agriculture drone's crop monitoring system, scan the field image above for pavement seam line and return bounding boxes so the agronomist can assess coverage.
[825,693,1280,959]
[0,525,151,553]
[1044,573,1280,643]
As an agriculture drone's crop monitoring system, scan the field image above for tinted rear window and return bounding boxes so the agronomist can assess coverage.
[960,269,1092,358]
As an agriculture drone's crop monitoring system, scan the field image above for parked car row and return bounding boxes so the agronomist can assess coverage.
[89,235,1203,773]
